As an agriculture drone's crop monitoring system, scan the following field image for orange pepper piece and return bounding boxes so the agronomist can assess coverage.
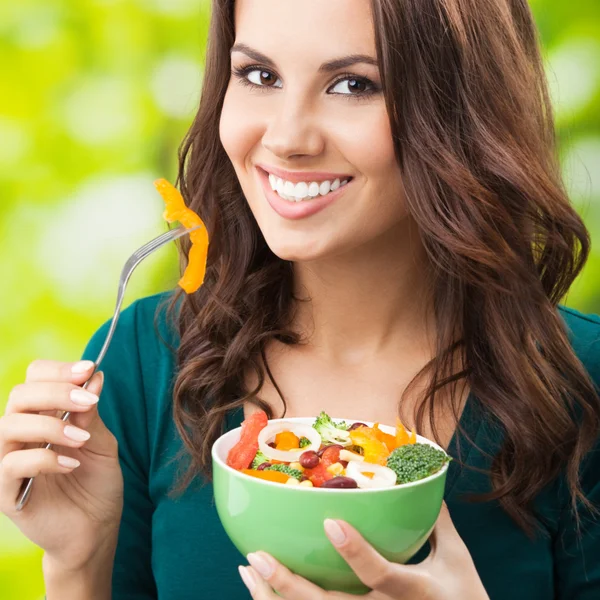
[154,178,209,294]
[373,422,398,452]
[349,427,390,465]
[275,431,300,451]
[395,419,410,447]
[409,428,417,444]
[241,469,289,484]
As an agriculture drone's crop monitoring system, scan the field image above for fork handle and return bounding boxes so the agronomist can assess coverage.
[15,371,98,511]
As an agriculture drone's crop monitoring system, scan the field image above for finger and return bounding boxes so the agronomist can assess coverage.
[25,359,96,385]
[67,372,105,430]
[67,373,118,459]
[238,565,278,598]
[5,382,100,416]
[246,552,326,599]
[0,448,80,515]
[0,413,91,460]
[324,519,403,595]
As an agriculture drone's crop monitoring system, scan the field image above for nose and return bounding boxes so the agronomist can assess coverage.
[261,95,325,160]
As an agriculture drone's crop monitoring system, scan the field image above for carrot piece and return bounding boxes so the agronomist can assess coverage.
[154,178,209,294]
[275,431,300,451]
[242,469,290,484]
[226,410,268,470]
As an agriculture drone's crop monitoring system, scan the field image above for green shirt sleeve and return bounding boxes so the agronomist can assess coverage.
[82,300,158,599]
[554,311,600,599]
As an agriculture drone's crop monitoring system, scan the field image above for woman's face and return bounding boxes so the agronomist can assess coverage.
[219,0,408,262]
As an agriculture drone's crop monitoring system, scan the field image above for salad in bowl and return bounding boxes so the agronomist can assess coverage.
[225,410,450,490]
[212,410,451,594]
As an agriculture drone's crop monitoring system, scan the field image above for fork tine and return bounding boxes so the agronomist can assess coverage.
[135,224,201,258]
[135,228,180,256]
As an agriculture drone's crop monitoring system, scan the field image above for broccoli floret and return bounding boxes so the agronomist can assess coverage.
[251,451,270,469]
[299,437,311,448]
[386,443,451,484]
[312,411,351,446]
[264,464,303,480]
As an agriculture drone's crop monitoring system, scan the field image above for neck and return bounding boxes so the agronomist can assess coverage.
[291,218,436,365]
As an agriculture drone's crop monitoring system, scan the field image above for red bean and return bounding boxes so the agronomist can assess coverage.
[348,422,368,431]
[268,442,277,448]
[317,444,343,458]
[299,451,320,469]
[321,477,358,489]
[257,462,271,471]
[339,460,349,468]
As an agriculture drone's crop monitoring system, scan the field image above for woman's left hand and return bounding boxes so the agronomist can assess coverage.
[238,501,489,599]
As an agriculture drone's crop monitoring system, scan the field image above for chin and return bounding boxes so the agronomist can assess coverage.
[262,233,332,263]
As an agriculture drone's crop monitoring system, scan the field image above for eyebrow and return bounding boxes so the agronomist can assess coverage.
[230,43,379,73]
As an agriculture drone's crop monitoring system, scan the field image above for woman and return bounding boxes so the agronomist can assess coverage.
[1,0,599,598]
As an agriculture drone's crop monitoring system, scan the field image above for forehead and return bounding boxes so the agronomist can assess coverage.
[232,0,376,65]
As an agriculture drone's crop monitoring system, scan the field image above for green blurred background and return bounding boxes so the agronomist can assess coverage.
[0,0,599,597]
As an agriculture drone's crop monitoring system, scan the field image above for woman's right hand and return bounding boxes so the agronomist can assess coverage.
[0,360,124,572]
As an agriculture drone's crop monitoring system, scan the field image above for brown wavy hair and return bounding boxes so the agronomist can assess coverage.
[165,0,600,539]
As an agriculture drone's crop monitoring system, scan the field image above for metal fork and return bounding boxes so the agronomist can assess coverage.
[15,224,202,511]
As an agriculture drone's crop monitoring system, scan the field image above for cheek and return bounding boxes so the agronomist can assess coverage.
[356,109,400,190]
[219,88,260,165]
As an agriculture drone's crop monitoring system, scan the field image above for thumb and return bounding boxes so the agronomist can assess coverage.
[428,501,467,560]
[68,372,118,458]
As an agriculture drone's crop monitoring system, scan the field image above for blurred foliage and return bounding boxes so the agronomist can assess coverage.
[0,1,599,598]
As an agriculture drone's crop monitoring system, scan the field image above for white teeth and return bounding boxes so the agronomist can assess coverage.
[308,182,320,197]
[293,182,309,200]
[276,178,285,196]
[267,172,351,202]
[284,181,295,196]
[319,180,331,196]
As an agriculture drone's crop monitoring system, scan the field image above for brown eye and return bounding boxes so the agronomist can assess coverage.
[247,68,281,88]
[330,76,372,96]
[348,79,367,93]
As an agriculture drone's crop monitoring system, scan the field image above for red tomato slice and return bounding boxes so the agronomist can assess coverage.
[304,462,334,488]
[226,410,269,470]
[320,446,341,467]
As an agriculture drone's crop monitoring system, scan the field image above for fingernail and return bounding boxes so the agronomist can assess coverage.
[72,361,95,375]
[238,565,256,593]
[64,425,91,442]
[70,389,99,406]
[247,552,273,579]
[324,519,346,546]
[58,455,81,469]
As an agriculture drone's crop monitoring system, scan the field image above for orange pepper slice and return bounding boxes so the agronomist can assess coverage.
[349,427,390,465]
[373,422,398,452]
[241,469,289,484]
[395,419,410,447]
[154,178,209,294]
[408,428,417,444]
[275,431,300,451]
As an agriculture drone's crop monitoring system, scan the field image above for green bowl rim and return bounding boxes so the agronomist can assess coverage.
[212,416,450,494]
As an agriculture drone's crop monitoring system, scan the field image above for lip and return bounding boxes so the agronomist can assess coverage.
[256,163,353,184]
[256,167,353,220]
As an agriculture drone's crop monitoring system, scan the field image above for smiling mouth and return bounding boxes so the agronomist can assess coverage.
[261,169,354,203]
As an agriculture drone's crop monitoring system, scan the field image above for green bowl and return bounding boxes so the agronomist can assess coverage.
[212,417,448,595]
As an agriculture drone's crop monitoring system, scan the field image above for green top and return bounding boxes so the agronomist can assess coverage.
[81,292,600,599]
